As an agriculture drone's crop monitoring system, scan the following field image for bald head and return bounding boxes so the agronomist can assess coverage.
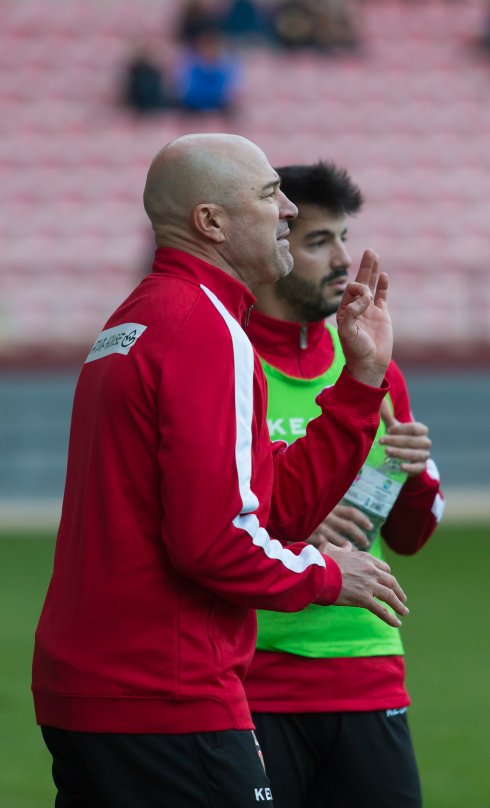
[142,132,297,288]
[143,133,267,235]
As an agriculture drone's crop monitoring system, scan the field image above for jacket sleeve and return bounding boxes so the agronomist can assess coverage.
[267,367,389,541]
[156,291,342,611]
[381,360,445,554]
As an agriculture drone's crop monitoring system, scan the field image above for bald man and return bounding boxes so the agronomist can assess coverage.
[33,134,407,807]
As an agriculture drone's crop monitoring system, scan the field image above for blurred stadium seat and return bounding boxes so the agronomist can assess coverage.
[0,0,489,363]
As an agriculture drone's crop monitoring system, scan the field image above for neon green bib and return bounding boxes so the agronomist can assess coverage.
[257,324,405,658]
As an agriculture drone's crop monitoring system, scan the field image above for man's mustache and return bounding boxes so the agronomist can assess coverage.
[321,269,349,286]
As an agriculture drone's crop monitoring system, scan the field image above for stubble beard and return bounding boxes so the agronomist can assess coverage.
[275,273,340,322]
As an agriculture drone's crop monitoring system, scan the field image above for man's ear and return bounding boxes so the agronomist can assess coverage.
[192,203,226,243]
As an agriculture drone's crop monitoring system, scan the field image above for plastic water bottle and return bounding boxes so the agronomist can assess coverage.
[340,456,408,550]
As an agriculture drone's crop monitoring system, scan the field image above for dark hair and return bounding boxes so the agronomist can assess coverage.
[275,161,364,220]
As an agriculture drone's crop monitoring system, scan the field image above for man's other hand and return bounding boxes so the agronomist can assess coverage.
[322,542,408,628]
[379,399,432,477]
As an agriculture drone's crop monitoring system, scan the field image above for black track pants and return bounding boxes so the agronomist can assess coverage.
[252,709,422,808]
[41,726,274,807]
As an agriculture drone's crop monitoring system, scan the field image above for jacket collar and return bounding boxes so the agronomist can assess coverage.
[247,308,328,357]
[152,248,256,324]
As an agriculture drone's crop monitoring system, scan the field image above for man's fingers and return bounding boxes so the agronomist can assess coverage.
[385,421,429,437]
[377,571,407,604]
[352,250,384,302]
[372,556,391,574]
[373,271,388,307]
[353,248,378,288]
[385,447,431,463]
[366,253,380,296]
[326,533,351,548]
[373,584,409,618]
[400,461,427,475]
[336,280,372,331]
[310,526,350,549]
[379,424,432,460]
[382,428,430,445]
[325,509,371,547]
[333,548,408,625]
[334,504,374,532]
[335,519,370,549]
[366,599,403,628]
[381,435,431,450]
[378,417,431,476]
[342,281,372,304]
[380,398,396,429]
[381,444,431,473]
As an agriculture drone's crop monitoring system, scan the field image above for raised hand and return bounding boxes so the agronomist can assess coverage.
[336,249,392,387]
[321,542,408,628]
[379,400,432,477]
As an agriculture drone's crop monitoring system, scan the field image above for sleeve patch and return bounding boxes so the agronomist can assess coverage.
[85,323,147,363]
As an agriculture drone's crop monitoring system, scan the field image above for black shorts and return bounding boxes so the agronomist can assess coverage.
[252,709,422,808]
[41,726,273,807]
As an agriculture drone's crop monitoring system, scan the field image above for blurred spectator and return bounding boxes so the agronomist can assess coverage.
[222,0,274,44]
[177,0,224,44]
[123,43,174,114]
[175,27,242,114]
[269,0,317,50]
[315,0,360,52]
[479,0,490,54]
[270,0,360,53]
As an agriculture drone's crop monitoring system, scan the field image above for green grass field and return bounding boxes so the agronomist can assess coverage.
[1,523,489,808]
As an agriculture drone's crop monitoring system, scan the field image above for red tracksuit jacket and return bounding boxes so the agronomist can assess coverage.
[32,248,387,734]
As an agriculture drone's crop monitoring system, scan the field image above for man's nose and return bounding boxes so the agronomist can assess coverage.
[279,190,298,220]
[332,241,352,268]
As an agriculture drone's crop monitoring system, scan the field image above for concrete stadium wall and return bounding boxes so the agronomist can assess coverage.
[1,369,488,528]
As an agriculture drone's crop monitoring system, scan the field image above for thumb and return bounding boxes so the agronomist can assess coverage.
[380,397,398,429]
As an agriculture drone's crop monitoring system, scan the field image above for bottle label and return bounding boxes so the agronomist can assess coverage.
[343,466,404,520]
